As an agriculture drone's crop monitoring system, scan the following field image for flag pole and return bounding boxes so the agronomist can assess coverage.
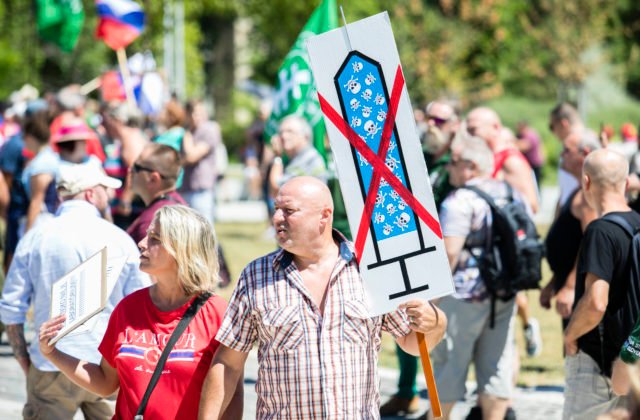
[116,47,136,108]
[80,76,101,96]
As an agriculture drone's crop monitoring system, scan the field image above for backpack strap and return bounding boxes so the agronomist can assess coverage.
[601,213,636,238]
[458,185,503,329]
[459,185,499,210]
[134,292,212,419]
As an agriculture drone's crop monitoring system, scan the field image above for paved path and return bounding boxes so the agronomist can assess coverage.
[0,339,563,419]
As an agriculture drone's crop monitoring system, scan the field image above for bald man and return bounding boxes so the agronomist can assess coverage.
[466,107,539,214]
[563,149,640,419]
[199,176,447,419]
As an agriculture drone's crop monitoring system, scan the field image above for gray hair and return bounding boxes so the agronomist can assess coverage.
[577,129,601,152]
[425,98,461,122]
[452,134,495,176]
[109,102,143,127]
[56,87,86,111]
[281,114,312,142]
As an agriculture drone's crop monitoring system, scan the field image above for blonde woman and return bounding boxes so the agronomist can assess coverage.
[38,205,231,419]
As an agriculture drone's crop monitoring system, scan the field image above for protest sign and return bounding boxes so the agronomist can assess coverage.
[49,247,127,345]
[308,13,454,416]
[307,12,454,317]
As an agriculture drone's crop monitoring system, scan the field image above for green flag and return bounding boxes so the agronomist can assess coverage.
[36,0,84,53]
[265,0,338,162]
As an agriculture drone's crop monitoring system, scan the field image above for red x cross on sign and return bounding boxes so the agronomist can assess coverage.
[318,65,442,263]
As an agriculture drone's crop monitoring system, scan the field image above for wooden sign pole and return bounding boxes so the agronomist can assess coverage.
[417,332,441,418]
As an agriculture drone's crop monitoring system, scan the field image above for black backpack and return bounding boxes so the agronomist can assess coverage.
[461,184,545,326]
[600,214,640,353]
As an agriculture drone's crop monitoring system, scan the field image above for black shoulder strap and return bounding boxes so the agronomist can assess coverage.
[601,213,636,238]
[135,292,212,419]
[459,185,497,209]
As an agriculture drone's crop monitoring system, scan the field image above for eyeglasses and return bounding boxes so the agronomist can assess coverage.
[132,163,170,179]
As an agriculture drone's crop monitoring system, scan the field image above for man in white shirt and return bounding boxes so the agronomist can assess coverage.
[0,164,150,419]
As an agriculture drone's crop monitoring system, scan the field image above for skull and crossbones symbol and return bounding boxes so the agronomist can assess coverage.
[375,191,387,207]
[364,120,382,138]
[365,72,377,85]
[386,156,400,171]
[394,212,411,231]
[343,76,361,94]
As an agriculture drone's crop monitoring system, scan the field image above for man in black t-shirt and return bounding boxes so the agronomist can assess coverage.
[564,149,640,419]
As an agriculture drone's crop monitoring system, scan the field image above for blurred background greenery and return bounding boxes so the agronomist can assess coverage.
[1,0,639,182]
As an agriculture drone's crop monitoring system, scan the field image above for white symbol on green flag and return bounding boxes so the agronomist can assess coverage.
[265,0,338,162]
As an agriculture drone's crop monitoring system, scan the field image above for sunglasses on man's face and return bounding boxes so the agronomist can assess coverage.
[427,115,450,127]
[132,163,169,179]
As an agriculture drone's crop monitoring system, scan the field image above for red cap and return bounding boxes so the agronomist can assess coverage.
[621,123,638,142]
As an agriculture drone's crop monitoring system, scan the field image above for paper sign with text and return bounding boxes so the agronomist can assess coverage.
[49,247,127,345]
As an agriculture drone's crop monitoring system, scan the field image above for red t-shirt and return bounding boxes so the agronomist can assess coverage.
[492,147,530,178]
[99,288,227,420]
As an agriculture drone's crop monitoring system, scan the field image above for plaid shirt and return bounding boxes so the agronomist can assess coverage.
[216,232,412,419]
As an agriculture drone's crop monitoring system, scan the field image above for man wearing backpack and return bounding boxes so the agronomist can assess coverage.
[428,136,532,420]
[563,149,640,419]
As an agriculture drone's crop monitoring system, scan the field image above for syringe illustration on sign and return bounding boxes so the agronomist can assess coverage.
[334,51,435,299]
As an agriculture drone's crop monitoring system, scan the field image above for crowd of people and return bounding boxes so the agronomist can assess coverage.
[0,81,638,420]
[381,100,640,420]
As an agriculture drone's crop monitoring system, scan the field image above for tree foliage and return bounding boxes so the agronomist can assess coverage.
[0,0,638,108]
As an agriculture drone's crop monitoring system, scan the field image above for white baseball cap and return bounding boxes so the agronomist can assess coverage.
[57,163,122,197]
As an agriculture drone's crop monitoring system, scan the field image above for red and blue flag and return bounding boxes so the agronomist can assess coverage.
[95,0,145,50]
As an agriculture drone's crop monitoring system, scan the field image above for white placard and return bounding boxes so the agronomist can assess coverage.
[49,248,126,344]
[307,12,454,316]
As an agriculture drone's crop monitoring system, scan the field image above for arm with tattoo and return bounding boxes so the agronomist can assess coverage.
[6,324,30,375]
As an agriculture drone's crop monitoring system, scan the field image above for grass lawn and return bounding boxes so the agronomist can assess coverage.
[215,221,565,387]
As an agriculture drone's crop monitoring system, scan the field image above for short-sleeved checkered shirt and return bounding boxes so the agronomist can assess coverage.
[216,232,412,419]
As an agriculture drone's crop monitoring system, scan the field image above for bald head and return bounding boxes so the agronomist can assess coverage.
[468,107,500,125]
[274,176,335,255]
[280,176,334,212]
[583,149,628,190]
[466,107,502,147]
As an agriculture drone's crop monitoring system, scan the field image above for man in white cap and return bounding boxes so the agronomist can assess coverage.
[0,164,150,419]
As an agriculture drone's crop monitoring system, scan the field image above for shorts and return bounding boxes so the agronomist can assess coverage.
[23,365,115,420]
[431,295,516,403]
[563,351,627,420]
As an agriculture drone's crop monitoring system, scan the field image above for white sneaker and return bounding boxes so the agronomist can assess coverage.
[524,318,542,357]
